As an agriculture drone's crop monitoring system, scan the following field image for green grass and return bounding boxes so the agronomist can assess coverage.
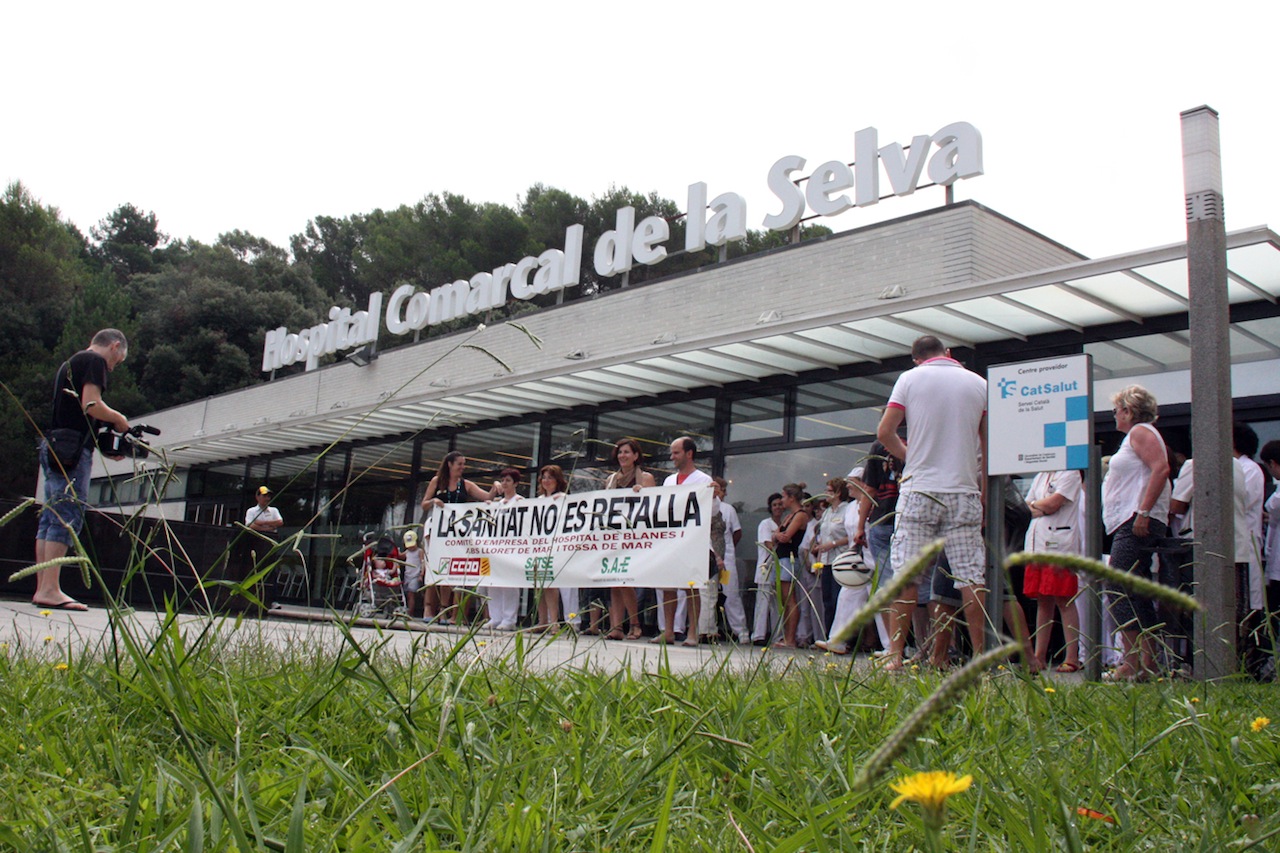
[1,610,1277,851]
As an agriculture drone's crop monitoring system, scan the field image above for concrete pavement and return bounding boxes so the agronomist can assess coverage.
[0,597,796,675]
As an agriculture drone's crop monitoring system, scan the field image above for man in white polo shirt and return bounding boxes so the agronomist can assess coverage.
[876,336,988,671]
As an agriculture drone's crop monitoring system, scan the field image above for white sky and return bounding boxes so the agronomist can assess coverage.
[5,1,1277,261]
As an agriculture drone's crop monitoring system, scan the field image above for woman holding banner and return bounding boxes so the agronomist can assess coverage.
[604,439,654,640]
[421,451,493,624]
[533,464,575,632]
[486,468,525,631]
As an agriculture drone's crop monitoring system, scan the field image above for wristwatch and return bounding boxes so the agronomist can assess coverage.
[1136,509,1151,518]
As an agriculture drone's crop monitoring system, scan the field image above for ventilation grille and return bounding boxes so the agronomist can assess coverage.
[1185,191,1224,222]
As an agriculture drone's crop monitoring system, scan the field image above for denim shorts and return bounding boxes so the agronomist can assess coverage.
[36,440,94,547]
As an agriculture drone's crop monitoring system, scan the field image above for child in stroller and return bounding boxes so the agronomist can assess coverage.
[355,532,406,617]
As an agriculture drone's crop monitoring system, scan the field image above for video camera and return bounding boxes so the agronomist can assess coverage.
[95,423,161,460]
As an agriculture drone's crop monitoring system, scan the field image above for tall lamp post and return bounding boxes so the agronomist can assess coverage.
[1182,105,1236,681]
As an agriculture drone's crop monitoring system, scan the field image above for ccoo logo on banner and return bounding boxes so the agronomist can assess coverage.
[426,483,713,588]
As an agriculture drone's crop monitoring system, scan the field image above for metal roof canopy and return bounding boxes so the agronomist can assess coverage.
[159,226,1280,468]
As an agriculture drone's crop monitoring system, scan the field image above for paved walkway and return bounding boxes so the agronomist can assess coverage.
[0,597,1092,682]
[0,597,797,675]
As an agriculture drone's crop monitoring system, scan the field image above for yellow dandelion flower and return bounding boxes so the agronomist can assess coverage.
[910,664,920,672]
[477,640,488,647]
[0,643,8,651]
[687,581,697,587]
[1044,687,1056,694]
[567,612,577,620]
[40,609,52,617]
[43,635,54,643]
[1251,716,1270,732]
[812,562,825,571]
[1190,697,1201,704]
[889,770,973,812]
[54,662,68,672]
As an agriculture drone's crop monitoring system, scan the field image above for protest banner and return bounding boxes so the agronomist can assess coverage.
[425,483,712,588]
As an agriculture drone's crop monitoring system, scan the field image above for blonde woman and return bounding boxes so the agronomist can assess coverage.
[1101,385,1170,681]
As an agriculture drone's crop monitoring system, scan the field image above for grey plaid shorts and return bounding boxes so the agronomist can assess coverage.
[889,491,986,588]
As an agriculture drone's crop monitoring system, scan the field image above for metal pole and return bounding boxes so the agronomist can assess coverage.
[1182,105,1237,681]
[985,475,1005,651]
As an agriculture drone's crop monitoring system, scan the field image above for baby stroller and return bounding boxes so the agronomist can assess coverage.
[353,532,407,618]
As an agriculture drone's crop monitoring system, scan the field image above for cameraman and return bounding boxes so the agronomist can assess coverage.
[33,329,130,612]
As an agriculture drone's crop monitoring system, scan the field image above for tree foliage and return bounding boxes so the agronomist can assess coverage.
[0,180,831,497]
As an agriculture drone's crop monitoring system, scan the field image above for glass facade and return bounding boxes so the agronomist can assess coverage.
[83,291,1280,609]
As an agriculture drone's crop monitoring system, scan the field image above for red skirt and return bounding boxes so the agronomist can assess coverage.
[1023,562,1078,599]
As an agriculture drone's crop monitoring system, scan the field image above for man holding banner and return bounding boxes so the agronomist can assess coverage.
[655,437,714,646]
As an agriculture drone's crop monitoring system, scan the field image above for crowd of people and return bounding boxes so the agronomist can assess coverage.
[385,335,1276,680]
[31,331,1279,679]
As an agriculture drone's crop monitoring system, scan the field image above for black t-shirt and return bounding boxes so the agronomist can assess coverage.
[50,350,109,434]
[861,457,900,524]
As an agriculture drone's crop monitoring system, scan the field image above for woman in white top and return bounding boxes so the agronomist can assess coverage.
[1101,385,1171,681]
[486,468,524,631]
[814,479,860,655]
[752,493,785,644]
[1023,470,1084,672]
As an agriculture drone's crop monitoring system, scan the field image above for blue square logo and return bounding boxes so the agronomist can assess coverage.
[1066,444,1089,470]
[1044,422,1066,447]
[1065,395,1089,422]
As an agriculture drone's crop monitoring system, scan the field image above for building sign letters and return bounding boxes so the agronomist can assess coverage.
[263,121,983,372]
